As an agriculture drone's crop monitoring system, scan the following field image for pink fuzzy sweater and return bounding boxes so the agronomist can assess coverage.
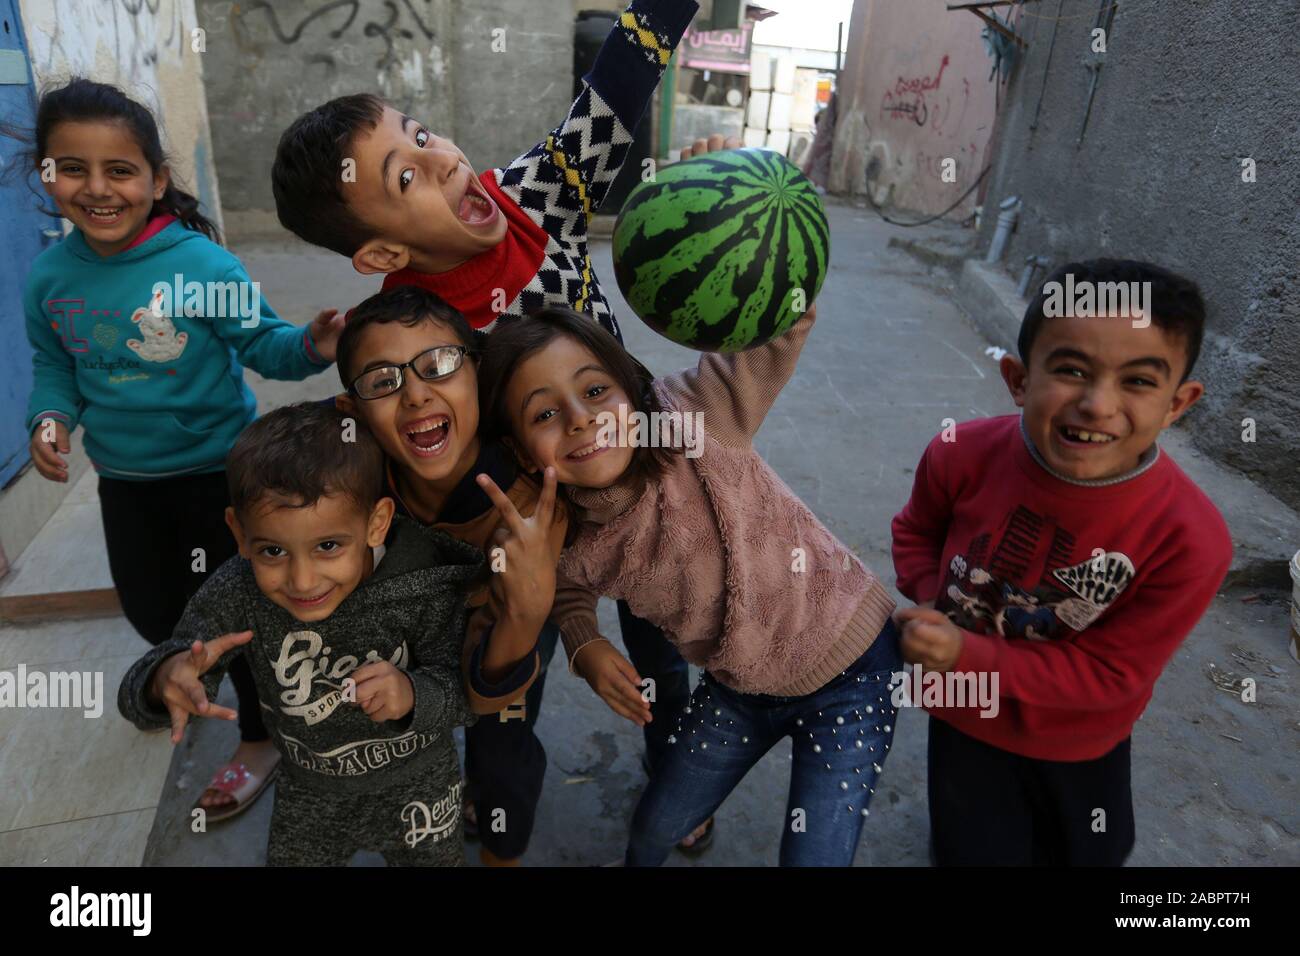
[551,308,896,697]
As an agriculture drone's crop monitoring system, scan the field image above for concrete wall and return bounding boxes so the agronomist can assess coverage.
[196,0,710,235]
[828,0,999,219]
[19,0,222,232]
[194,0,585,233]
[971,1,1300,512]
[194,0,455,232]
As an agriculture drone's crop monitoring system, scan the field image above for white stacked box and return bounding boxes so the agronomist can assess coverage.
[791,69,820,129]
[765,129,791,154]
[787,128,815,164]
[746,91,772,129]
[743,126,768,148]
[749,49,773,90]
[772,55,797,94]
[767,92,793,132]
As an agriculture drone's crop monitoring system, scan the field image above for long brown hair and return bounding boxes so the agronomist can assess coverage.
[22,78,221,243]
[477,308,674,486]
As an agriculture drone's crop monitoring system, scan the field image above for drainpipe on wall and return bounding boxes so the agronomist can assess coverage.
[985,196,1021,263]
[1018,254,1052,297]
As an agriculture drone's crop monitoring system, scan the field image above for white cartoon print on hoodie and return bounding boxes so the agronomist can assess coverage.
[125,290,187,363]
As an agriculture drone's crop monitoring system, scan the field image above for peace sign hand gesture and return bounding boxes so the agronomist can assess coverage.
[148,631,254,744]
[475,466,561,630]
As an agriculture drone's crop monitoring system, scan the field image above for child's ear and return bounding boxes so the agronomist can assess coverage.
[999,355,1029,408]
[1163,379,1205,428]
[224,506,249,558]
[503,435,539,474]
[153,163,170,201]
[367,497,397,547]
[352,240,410,276]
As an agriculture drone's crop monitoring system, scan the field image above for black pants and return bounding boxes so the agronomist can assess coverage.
[98,471,268,742]
[464,600,690,860]
[927,715,1135,866]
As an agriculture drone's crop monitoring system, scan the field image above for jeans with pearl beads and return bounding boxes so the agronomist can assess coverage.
[625,619,903,866]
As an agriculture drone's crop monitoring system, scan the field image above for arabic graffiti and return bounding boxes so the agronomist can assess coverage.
[231,0,437,70]
[881,55,949,127]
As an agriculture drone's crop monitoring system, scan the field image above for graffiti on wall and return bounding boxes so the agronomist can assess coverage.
[28,0,187,86]
[205,0,439,72]
[880,55,972,136]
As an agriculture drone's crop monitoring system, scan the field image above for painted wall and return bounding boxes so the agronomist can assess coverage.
[971,1,1300,512]
[828,0,999,219]
[19,0,223,233]
[193,0,601,234]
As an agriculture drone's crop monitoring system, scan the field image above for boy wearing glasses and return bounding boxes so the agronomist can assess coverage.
[333,286,572,865]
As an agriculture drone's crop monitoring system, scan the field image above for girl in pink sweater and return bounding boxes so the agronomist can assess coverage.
[477,304,901,866]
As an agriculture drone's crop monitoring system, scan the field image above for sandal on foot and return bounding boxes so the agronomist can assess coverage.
[195,759,278,824]
[677,817,716,856]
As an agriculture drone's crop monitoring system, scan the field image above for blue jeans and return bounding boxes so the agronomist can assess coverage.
[625,619,903,867]
[617,600,691,772]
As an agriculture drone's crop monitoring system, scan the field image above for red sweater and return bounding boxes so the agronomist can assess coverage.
[891,415,1232,761]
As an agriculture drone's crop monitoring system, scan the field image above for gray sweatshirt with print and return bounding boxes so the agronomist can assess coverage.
[118,516,484,795]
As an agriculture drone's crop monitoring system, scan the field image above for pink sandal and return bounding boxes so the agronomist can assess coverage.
[195,759,279,824]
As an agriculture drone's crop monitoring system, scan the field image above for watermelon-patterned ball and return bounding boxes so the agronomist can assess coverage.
[612,147,829,353]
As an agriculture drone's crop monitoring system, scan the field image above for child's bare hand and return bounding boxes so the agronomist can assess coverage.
[574,640,652,727]
[351,660,415,722]
[29,420,71,482]
[149,631,253,743]
[894,607,963,672]
[679,133,743,160]
[307,308,344,362]
[476,466,560,629]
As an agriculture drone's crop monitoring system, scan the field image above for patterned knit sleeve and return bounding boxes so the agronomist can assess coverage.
[657,305,818,449]
[495,0,698,240]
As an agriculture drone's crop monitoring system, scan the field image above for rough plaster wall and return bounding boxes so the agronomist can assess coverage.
[451,0,578,173]
[18,0,222,232]
[193,0,455,216]
[972,1,1299,511]
[828,0,998,218]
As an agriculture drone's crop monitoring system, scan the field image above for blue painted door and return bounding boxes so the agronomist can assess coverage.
[0,2,62,487]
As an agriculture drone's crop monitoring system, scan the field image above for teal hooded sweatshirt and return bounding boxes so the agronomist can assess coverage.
[24,221,333,479]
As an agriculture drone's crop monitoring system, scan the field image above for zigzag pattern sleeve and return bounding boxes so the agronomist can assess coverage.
[496,0,698,241]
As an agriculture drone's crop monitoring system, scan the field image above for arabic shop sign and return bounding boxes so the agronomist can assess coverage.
[681,25,752,73]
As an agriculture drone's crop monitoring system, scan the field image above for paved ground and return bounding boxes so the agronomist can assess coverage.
[142,200,1299,867]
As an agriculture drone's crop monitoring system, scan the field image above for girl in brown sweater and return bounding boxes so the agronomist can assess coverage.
[478,304,904,866]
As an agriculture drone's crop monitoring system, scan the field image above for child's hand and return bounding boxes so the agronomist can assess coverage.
[29,420,71,482]
[894,607,963,672]
[476,467,560,630]
[573,640,652,727]
[307,308,344,362]
[679,133,743,160]
[351,660,415,722]
[149,631,253,743]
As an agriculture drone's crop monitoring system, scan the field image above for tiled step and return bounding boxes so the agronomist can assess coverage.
[0,616,172,865]
[0,467,119,624]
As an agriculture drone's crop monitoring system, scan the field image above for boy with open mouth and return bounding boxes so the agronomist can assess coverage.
[891,259,1233,866]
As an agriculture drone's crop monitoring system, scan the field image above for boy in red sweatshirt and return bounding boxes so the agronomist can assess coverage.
[891,259,1232,866]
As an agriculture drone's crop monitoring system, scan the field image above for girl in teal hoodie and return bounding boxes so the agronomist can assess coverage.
[21,78,345,821]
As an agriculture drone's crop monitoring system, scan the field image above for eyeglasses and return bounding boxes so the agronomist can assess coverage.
[348,345,472,400]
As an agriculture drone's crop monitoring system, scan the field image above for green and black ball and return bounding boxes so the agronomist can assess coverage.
[613,147,829,353]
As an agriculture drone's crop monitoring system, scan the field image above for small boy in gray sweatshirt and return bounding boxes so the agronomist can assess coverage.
[119,402,488,865]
